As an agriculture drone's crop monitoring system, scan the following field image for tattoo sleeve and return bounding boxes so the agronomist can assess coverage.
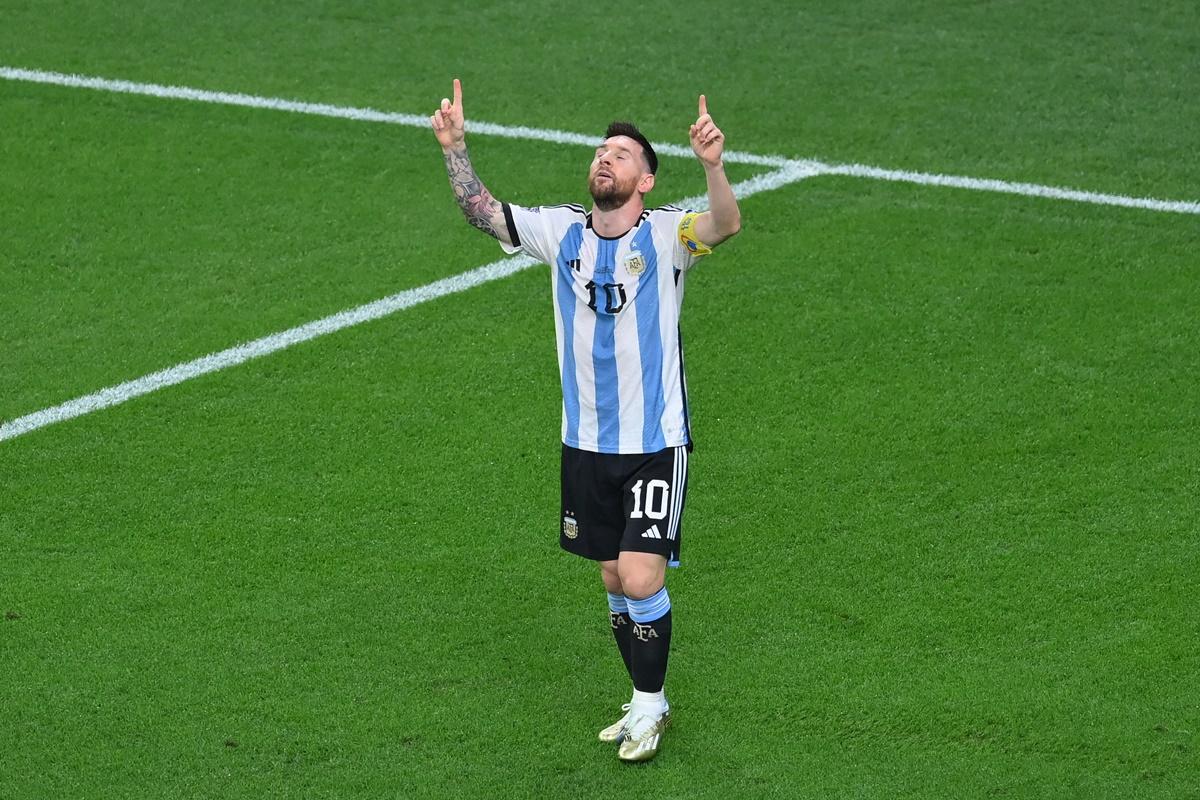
[442,146,505,240]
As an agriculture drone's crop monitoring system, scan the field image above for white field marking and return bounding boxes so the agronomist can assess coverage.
[0,165,805,443]
[0,66,788,167]
[4,66,1197,215]
[817,161,1200,215]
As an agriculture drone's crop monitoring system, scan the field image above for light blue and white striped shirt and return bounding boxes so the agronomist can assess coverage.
[501,203,706,454]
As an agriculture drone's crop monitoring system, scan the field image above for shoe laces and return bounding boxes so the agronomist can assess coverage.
[623,709,664,742]
[614,703,632,735]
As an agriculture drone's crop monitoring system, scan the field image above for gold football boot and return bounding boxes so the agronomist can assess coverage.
[598,703,632,743]
[617,709,671,762]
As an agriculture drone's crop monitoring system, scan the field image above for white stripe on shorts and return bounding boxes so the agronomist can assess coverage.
[667,446,687,541]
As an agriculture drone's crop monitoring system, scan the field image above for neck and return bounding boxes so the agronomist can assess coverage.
[590,197,645,237]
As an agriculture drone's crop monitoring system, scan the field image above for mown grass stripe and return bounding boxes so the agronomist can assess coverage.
[0,166,806,442]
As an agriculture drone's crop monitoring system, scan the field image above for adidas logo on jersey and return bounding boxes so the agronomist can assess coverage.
[641,525,662,539]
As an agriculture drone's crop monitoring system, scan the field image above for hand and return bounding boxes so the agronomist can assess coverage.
[689,94,725,167]
[430,78,466,150]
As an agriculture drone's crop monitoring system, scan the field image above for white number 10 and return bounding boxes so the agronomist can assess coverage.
[630,479,670,520]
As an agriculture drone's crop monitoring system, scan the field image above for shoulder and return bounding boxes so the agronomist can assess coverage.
[644,205,694,236]
[508,202,586,217]
[646,205,694,225]
[505,202,587,239]
[524,202,587,228]
[647,206,712,261]
[542,203,587,218]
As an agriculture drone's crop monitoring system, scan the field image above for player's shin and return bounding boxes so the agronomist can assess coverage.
[607,592,634,679]
[626,586,672,712]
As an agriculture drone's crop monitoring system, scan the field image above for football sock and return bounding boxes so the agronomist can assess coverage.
[630,688,667,717]
[607,592,634,679]
[626,586,672,696]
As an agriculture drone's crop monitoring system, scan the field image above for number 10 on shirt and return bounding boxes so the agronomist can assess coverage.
[586,280,628,315]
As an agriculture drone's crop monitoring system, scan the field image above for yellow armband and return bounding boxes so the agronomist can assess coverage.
[678,212,713,256]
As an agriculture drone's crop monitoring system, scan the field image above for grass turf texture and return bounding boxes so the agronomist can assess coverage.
[2,2,1198,798]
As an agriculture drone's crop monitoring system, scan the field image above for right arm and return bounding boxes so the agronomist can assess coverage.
[430,78,514,247]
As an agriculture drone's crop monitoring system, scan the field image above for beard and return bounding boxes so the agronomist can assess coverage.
[588,172,638,211]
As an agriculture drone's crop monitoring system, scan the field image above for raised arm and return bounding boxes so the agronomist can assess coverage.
[430,78,514,246]
[688,94,742,247]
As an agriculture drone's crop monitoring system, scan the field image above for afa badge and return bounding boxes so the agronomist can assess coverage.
[678,212,713,256]
[624,251,646,276]
[563,516,579,539]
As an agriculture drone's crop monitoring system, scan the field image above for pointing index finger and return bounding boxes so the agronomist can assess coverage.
[698,94,707,117]
[453,78,462,108]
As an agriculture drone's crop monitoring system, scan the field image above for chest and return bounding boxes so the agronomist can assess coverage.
[563,234,661,314]
[561,217,672,282]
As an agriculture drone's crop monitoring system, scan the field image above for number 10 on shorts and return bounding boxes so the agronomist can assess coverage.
[630,479,670,520]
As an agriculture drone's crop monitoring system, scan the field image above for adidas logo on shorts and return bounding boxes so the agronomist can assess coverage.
[641,525,662,539]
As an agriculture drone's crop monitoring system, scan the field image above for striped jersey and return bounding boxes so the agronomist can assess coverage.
[500,202,707,454]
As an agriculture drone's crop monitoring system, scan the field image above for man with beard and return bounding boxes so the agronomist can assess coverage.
[431,79,741,763]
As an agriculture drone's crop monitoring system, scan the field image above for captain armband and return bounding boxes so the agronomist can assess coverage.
[678,212,713,256]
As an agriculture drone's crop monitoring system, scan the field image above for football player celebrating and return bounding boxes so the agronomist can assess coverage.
[432,79,740,762]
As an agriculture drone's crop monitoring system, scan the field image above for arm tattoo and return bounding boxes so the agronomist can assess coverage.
[443,146,503,239]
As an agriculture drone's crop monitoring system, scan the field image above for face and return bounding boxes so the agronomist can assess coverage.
[588,135,654,211]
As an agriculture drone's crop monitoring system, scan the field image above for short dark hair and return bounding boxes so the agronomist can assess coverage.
[604,121,658,175]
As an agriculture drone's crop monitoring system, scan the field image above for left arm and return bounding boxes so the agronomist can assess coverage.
[689,94,741,246]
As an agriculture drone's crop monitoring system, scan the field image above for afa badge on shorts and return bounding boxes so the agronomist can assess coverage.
[563,515,579,539]
[624,251,646,276]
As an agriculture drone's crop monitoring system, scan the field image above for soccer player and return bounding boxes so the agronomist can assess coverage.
[430,79,741,762]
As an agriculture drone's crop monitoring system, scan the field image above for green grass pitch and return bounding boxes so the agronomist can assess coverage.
[1,2,1197,798]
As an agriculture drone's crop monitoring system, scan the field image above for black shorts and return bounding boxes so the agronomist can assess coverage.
[560,443,689,567]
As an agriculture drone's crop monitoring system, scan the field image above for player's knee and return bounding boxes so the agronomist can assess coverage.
[618,570,664,601]
[600,564,624,595]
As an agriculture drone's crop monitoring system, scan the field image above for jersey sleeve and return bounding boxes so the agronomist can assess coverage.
[668,208,714,271]
[499,203,559,264]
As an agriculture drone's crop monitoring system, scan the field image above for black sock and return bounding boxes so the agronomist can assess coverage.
[628,588,673,693]
[610,610,634,679]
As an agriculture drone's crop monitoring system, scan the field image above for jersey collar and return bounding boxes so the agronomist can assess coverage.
[585,209,651,240]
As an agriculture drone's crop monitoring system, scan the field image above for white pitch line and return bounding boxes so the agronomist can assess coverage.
[0,66,789,168]
[819,161,1200,215]
[4,65,1196,215]
[0,165,807,443]
[0,63,1195,438]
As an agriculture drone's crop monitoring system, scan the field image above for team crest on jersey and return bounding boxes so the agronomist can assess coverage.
[562,515,579,539]
[624,251,646,276]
